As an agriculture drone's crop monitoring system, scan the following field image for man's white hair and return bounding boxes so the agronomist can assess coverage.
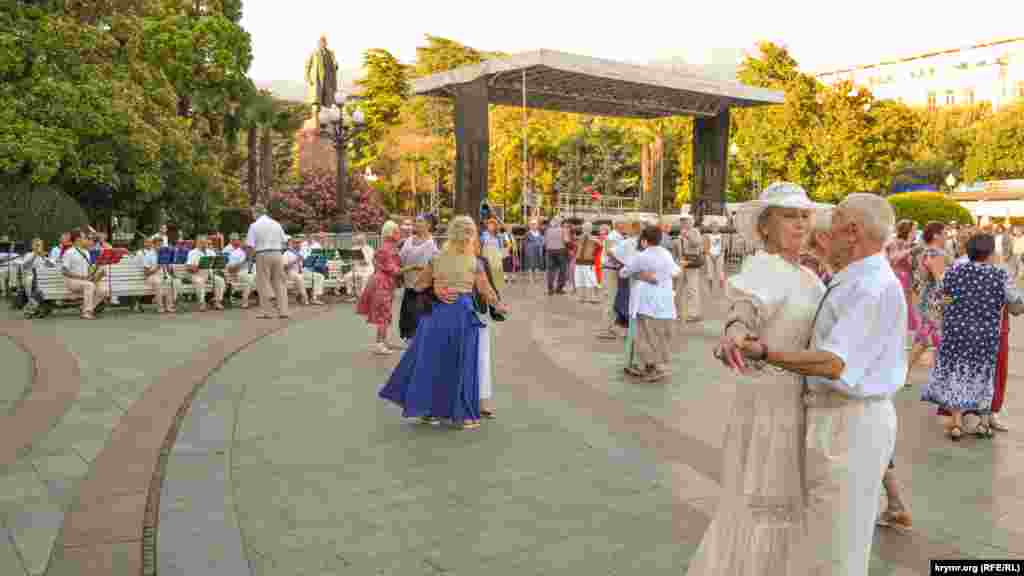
[838,193,894,242]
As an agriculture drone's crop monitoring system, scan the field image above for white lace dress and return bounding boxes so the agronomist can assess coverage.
[687,252,824,575]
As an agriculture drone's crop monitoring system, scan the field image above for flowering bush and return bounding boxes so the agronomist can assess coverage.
[269,171,338,232]
[350,174,388,232]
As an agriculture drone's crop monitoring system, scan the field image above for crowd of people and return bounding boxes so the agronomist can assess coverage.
[1,206,336,319]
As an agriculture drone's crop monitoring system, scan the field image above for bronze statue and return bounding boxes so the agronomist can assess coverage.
[304,35,339,118]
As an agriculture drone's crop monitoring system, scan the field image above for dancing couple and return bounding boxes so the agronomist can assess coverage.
[691,184,905,575]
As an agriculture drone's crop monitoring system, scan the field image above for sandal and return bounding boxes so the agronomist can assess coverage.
[644,370,667,382]
[971,423,993,438]
[989,415,1009,432]
[947,425,963,441]
[877,509,913,531]
[481,410,496,420]
[457,420,480,430]
[417,416,440,425]
[624,366,644,377]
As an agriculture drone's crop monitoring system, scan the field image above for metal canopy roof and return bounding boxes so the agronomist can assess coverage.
[413,49,784,119]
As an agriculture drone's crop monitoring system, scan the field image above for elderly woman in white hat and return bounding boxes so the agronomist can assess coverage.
[689,182,826,574]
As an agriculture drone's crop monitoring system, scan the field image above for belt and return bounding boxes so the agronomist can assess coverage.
[254,249,282,255]
[803,388,888,408]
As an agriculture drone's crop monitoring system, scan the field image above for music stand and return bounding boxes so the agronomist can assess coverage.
[197,256,214,270]
[212,255,226,270]
[157,247,175,266]
[95,250,123,266]
[339,249,366,264]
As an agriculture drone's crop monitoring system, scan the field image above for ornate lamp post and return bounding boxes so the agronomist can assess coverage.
[319,91,366,227]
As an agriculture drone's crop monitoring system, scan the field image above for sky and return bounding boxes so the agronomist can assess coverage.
[242,0,1023,83]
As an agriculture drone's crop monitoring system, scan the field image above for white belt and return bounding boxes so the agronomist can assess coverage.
[803,388,888,408]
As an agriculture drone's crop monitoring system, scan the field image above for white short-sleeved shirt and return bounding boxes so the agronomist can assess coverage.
[621,245,681,320]
[226,247,247,267]
[284,250,303,272]
[142,249,158,269]
[615,237,639,278]
[61,247,90,278]
[808,253,907,398]
[187,248,216,268]
[245,215,286,253]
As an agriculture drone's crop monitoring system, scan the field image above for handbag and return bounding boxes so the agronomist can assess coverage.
[476,255,506,321]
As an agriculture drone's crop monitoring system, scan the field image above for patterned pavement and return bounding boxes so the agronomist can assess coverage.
[0,278,1021,575]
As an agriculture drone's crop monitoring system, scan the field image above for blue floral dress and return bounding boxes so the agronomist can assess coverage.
[921,262,1018,413]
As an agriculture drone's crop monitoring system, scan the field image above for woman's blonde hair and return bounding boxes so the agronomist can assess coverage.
[444,215,477,255]
[380,220,399,239]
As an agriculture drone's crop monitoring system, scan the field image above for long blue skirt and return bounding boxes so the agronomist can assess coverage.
[379,294,482,422]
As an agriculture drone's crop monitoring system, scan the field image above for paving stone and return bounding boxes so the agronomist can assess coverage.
[30,452,88,481]
[10,505,62,575]
[0,335,32,416]
[0,525,28,576]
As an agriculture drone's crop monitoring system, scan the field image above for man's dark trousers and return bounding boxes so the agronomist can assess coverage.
[546,249,567,293]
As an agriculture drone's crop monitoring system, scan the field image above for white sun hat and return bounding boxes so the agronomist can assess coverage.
[733,182,824,248]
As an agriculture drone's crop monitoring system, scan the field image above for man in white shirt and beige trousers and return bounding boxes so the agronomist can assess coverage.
[245,204,288,319]
[738,194,904,575]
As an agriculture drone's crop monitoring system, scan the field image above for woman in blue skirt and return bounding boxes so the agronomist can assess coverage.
[379,216,508,430]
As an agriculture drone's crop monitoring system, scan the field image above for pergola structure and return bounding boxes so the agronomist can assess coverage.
[412,49,783,224]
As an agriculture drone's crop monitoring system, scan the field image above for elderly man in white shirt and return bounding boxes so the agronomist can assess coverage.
[141,236,173,313]
[186,236,225,311]
[283,237,311,306]
[735,193,904,576]
[621,225,681,381]
[61,230,109,319]
[245,204,288,318]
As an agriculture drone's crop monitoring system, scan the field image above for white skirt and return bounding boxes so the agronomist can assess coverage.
[479,324,493,399]
[574,265,598,288]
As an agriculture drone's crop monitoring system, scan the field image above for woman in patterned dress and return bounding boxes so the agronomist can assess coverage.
[921,233,1024,440]
[397,214,439,342]
[887,220,918,335]
[908,221,947,375]
[356,221,403,355]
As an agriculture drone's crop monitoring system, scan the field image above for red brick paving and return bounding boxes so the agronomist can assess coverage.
[0,320,81,468]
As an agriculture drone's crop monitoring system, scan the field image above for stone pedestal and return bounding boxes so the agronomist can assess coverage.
[295,117,336,176]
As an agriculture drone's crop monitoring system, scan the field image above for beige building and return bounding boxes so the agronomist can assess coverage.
[816,37,1024,111]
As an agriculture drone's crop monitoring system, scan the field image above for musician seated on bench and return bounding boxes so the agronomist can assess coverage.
[225,233,257,308]
[187,236,225,311]
[62,229,109,320]
[142,236,174,313]
[284,237,313,306]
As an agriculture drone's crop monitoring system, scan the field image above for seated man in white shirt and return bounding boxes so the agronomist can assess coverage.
[186,236,225,311]
[283,237,311,306]
[621,225,681,382]
[61,230,109,319]
[140,236,174,313]
[224,233,256,308]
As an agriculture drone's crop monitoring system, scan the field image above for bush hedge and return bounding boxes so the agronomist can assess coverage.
[887,192,974,227]
[0,180,91,245]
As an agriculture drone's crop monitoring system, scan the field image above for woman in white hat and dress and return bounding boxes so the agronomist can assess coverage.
[690,182,826,574]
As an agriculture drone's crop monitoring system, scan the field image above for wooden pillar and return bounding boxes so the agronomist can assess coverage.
[691,108,730,225]
[454,77,490,223]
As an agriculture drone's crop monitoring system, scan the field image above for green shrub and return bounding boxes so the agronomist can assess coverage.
[0,179,91,245]
[887,192,974,227]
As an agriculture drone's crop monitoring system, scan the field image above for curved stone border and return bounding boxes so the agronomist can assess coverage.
[48,308,320,575]
[0,321,81,468]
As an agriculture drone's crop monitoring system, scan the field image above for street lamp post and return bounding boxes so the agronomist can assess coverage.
[319,91,366,228]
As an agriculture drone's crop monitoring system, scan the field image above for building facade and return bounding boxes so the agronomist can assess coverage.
[816,38,1024,111]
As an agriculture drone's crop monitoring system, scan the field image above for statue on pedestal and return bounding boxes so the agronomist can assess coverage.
[304,35,339,120]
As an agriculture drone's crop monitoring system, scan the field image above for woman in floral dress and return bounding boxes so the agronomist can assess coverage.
[921,233,1024,439]
[356,221,403,355]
